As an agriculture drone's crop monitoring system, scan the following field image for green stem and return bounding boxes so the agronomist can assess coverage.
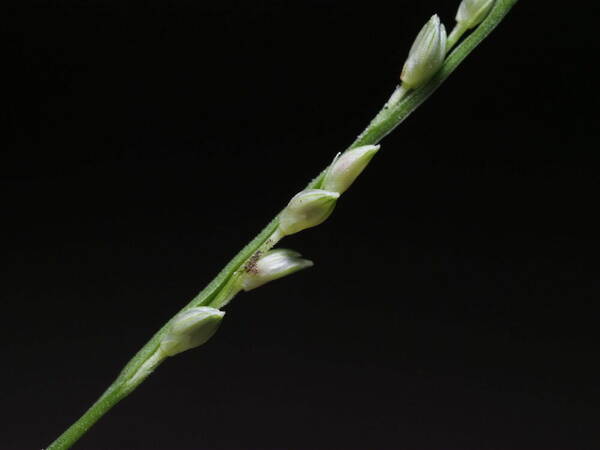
[46,1,518,448]
[447,21,469,50]
[47,351,164,450]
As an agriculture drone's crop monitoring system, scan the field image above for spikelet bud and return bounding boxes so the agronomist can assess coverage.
[160,307,225,357]
[242,249,313,291]
[279,189,339,236]
[456,0,495,29]
[401,14,447,90]
[322,145,380,194]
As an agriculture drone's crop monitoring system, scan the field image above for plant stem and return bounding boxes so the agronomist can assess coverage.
[447,21,469,50]
[46,1,518,448]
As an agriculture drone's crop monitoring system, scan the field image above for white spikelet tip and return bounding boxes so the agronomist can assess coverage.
[160,307,225,357]
[279,189,340,236]
[242,249,314,291]
[400,14,447,90]
[456,0,495,29]
[322,145,380,195]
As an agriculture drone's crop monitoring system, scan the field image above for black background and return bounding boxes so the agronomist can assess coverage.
[3,1,600,449]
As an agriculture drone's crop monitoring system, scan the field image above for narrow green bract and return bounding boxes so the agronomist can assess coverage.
[322,145,381,194]
[401,15,447,90]
[457,0,496,29]
[160,307,225,357]
[278,189,340,236]
[241,249,314,291]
